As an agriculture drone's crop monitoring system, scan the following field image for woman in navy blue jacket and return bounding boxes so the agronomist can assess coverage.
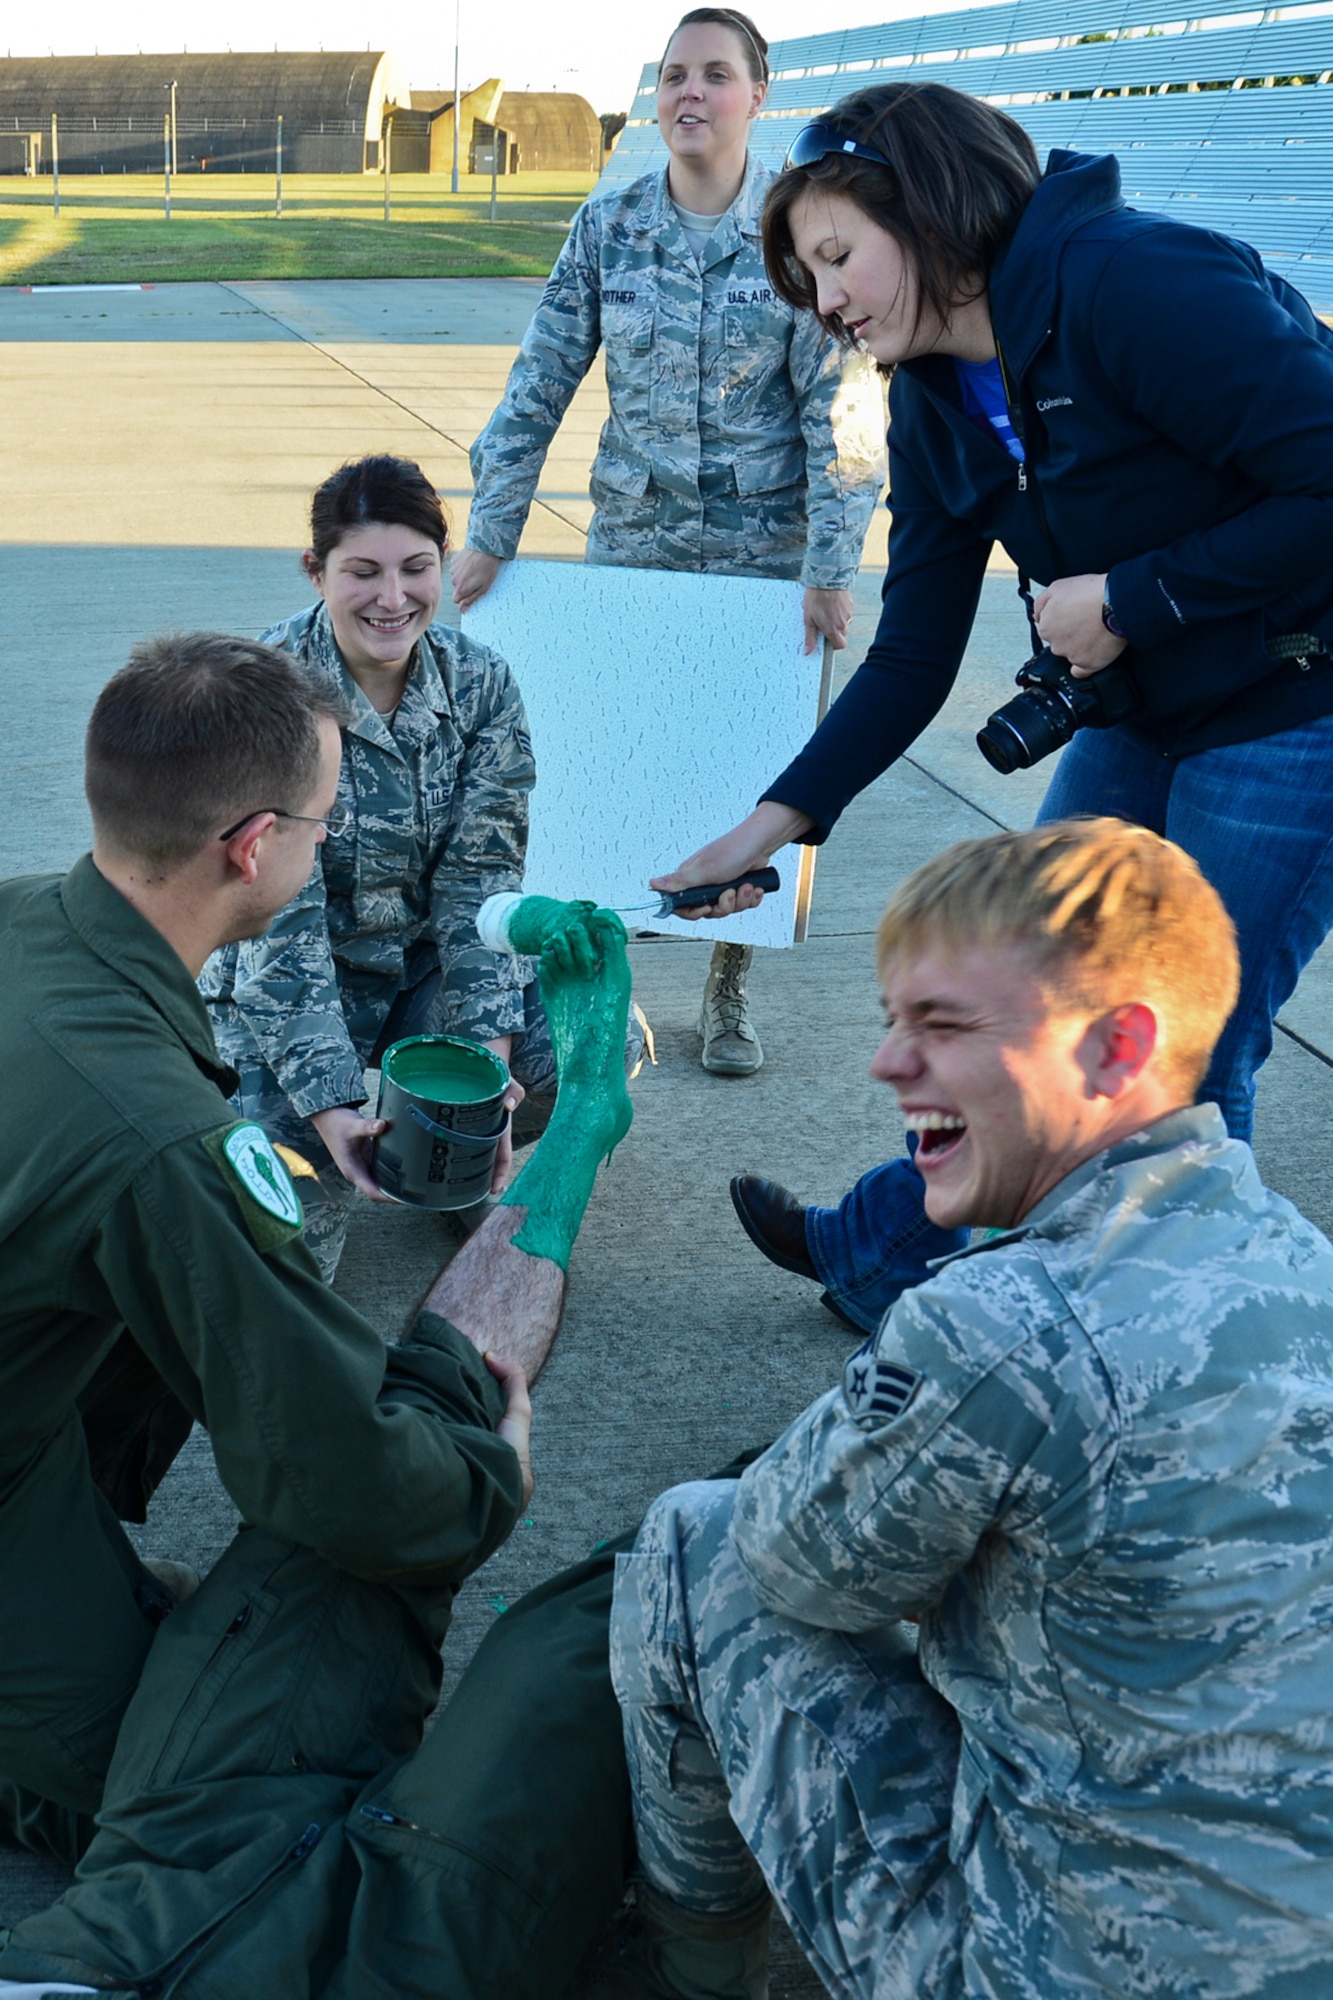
[657,81,1333,1328]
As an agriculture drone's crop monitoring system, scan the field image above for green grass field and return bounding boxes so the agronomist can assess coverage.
[0,172,597,285]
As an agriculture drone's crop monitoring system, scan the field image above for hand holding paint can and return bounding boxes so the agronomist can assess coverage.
[371,1035,513,1210]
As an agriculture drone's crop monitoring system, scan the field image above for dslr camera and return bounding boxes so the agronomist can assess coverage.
[976,647,1141,775]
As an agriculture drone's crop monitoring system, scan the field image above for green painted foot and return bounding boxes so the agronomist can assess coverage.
[498,897,635,1268]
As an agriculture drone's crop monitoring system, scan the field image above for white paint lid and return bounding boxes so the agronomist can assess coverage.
[476,891,526,951]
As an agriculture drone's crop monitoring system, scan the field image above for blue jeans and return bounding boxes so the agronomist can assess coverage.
[810,713,1333,1331]
[806,1138,968,1335]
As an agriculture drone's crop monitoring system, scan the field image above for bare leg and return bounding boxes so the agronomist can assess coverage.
[423,1203,564,1383]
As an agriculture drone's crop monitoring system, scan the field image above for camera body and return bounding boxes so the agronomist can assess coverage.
[976,647,1141,775]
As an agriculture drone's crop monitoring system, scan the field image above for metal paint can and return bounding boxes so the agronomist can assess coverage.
[371,1035,510,1210]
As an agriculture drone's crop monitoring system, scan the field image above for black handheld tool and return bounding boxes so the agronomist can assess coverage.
[620,868,781,918]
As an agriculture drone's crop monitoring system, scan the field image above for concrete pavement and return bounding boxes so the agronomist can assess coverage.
[3,278,1332,1995]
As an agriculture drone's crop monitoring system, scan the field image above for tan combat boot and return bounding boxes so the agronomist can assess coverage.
[580,1883,771,1999]
[698,943,763,1077]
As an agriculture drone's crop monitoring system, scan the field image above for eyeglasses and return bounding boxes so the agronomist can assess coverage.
[785,120,892,171]
[217,804,353,843]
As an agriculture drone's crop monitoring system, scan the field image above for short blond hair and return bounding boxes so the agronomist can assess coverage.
[876,819,1240,1095]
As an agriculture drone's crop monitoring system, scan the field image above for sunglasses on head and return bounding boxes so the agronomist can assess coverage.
[785,119,892,171]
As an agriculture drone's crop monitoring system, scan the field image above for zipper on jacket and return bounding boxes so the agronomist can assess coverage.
[996,337,1057,555]
[995,341,1027,495]
[290,1821,322,1860]
[1266,631,1326,673]
[358,1801,449,1841]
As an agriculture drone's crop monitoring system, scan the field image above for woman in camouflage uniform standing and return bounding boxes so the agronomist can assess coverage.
[203,453,566,1280]
[452,7,886,1079]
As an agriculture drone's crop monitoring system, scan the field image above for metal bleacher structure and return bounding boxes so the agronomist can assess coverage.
[601,0,1333,308]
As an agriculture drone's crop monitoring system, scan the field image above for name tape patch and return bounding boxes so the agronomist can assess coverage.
[843,1337,922,1429]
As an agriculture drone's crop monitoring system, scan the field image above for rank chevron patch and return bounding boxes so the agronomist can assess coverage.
[842,1337,922,1428]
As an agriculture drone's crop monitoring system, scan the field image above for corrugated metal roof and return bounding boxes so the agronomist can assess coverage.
[0,51,404,128]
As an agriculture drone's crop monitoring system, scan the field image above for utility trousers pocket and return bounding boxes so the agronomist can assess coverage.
[132,1581,282,1792]
[107,1534,436,1804]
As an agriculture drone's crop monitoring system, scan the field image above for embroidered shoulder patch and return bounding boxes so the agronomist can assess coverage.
[842,1337,922,1430]
[204,1121,304,1253]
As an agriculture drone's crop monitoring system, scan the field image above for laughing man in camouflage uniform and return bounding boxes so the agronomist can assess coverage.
[605,820,1333,2000]
[453,7,887,1082]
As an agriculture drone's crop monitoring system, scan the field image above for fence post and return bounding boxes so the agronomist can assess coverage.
[276,113,283,217]
[383,114,392,223]
[451,0,461,194]
[163,115,172,219]
[50,112,59,216]
[490,140,498,221]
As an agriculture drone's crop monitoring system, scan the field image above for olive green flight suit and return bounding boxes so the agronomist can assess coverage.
[0,858,631,1994]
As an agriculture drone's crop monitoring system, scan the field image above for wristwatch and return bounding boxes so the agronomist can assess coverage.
[1101,581,1124,638]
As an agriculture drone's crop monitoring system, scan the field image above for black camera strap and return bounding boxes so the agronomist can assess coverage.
[1016,573,1043,657]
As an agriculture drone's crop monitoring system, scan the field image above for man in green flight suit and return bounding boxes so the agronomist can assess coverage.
[0,632,634,1996]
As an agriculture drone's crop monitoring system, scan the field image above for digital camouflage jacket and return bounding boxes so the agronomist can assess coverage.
[202,606,535,1118]
[465,157,886,588]
[733,1105,1333,1998]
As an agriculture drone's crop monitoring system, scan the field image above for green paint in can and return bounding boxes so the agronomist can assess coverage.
[383,1040,505,1104]
[372,1035,510,1210]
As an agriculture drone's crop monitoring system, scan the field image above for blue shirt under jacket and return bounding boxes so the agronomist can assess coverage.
[767,150,1333,840]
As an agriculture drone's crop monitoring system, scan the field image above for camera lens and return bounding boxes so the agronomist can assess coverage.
[978,652,1142,776]
[976,714,1031,775]
[975,685,1076,774]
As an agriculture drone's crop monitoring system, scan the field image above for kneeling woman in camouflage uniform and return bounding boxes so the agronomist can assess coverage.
[452,7,885,1079]
[202,453,569,1280]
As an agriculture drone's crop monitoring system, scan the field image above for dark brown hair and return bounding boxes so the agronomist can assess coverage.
[660,8,769,85]
[763,83,1040,348]
[86,632,346,869]
[308,454,450,567]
